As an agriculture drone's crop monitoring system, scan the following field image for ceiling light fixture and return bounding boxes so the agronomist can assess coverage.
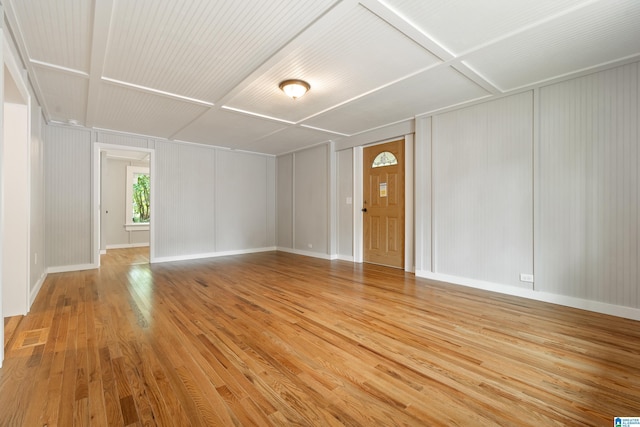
[279,79,310,99]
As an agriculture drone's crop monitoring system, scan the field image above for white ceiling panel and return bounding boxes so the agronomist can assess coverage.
[103,0,339,102]
[463,0,640,91]
[173,109,288,148]
[303,65,489,135]
[93,83,209,139]
[7,0,640,155]
[32,67,89,124]
[224,4,441,123]
[243,127,335,155]
[381,0,589,56]
[8,0,93,72]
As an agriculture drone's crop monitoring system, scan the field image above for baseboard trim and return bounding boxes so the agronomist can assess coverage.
[29,271,48,308]
[151,247,276,264]
[47,263,98,274]
[276,247,338,261]
[106,243,150,249]
[416,270,640,322]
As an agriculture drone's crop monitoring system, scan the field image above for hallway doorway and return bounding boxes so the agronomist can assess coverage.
[94,144,154,267]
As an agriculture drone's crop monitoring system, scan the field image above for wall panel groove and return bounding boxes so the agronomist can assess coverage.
[431,91,534,288]
[538,62,639,307]
[44,125,92,267]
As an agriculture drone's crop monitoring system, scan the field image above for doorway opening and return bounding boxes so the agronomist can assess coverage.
[94,145,154,267]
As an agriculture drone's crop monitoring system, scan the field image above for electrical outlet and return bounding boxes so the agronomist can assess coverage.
[520,273,534,283]
[34,252,38,265]
[307,243,313,249]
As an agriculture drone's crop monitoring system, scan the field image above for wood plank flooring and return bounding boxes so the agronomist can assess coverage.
[1,250,639,426]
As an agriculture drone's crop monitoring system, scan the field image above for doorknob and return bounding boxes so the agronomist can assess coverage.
[361,208,367,212]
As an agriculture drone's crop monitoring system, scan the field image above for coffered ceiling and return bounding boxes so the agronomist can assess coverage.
[5,0,640,154]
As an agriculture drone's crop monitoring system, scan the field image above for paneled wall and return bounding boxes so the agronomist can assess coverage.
[29,106,46,294]
[277,144,332,257]
[153,141,217,258]
[537,62,639,308]
[44,126,276,266]
[295,145,328,254]
[416,60,640,316]
[431,92,533,288]
[277,154,294,248]
[214,150,275,252]
[337,149,353,260]
[44,125,93,268]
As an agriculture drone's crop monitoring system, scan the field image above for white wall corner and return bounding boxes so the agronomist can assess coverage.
[29,270,48,308]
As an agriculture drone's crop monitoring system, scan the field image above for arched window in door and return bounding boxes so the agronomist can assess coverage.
[371,151,398,168]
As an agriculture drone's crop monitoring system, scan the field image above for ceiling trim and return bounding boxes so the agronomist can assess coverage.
[455,0,603,58]
[452,62,502,95]
[297,62,442,124]
[101,77,214,107]
[359,0,454,61]
[299,124,350,137]
[85,0,114,128]
[215,0,360,107]
[496,53,640,94]
[30,59,88,78]
[221,106,296,125]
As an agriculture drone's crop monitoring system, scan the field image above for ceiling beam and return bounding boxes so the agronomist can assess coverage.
[84,0,115,128]
[361,0,502,95]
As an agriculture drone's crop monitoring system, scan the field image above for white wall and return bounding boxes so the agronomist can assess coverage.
[431,91,534,288]
[276,153,294,248]
[215,150,275,252]
[295,145,329,254]
[337,149,353,260]
[43,127,277,266]
[537,62,640,308]
[414,60,640,319]
[153,141,216,258]
[29,106,45,298]
[277,143,334,258]
[1,25,48,366]
[44,125,93,269]
[2,102,29,317]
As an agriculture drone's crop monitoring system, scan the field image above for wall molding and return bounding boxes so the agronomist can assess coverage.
[416,270,640,322]
[276,246,338,261]
[152,247,276,264]
[47,263,97,274]
[29,271,48,308]
[106,243,149,250]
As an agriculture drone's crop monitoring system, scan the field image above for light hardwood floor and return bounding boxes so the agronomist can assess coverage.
[2,250,639,426]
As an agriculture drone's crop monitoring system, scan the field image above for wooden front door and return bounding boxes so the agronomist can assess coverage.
[363,139,405,268]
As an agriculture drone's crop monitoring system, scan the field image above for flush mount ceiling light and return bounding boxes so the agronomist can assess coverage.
[279,79,310,99]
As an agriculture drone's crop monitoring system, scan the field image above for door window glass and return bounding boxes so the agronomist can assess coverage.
[372,151,398,168]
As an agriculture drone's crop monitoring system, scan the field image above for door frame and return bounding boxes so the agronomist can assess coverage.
[1,33,33,366]
[353,134,414,272]
[92,143,155,268]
